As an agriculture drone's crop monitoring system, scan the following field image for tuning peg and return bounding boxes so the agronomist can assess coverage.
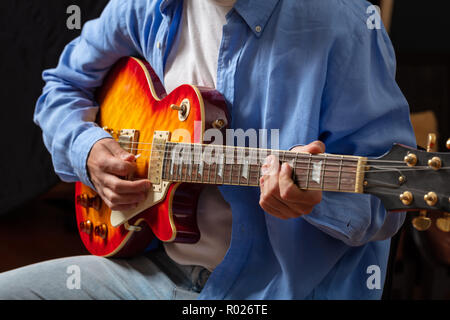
[426,133,436,152]
[436,213,450,232]
[412,210,432,231]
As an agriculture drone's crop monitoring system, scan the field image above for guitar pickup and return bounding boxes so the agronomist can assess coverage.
[118,129,140,155]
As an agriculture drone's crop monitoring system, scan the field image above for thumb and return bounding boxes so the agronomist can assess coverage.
[292,141,325,155]
[105,140,136,162]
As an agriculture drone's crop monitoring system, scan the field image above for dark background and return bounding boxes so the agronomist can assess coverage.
[0,0,448,299]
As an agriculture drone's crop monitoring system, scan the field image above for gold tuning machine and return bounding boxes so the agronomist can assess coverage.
[412,210,432,231]
[424,191,438,207]
[410,134,436,231]
[436,213,450,232]
[425,134,442,170]
[426,133,436,152]
[404,153,417,167]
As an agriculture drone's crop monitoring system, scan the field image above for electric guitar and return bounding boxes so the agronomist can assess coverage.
[75,57,450,257]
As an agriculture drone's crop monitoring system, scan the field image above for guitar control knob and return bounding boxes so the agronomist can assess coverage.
[412,210,432,231]
[446,138,450,150]
[94,224,108,239]
[76,194,102,211]
[212,119,226,130]
[79,220,93,235]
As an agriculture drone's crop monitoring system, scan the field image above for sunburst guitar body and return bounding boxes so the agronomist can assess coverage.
[75,57,229,257]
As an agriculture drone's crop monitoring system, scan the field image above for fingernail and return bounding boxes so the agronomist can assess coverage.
[261,166,269,175]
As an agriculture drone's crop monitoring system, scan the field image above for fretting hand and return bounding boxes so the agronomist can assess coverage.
[259,141,325,219]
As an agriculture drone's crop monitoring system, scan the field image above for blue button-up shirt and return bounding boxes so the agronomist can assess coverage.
[35,0,416,299]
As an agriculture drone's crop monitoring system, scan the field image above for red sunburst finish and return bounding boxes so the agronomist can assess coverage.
[75,57,229,257]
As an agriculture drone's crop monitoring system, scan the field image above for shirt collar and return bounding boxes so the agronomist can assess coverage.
[161,0,280,37]
[233,0,280,37]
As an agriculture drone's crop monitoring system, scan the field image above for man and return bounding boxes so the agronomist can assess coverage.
[0,0,415,299]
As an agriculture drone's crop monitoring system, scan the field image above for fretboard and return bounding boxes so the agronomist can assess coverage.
[153,142,366,193]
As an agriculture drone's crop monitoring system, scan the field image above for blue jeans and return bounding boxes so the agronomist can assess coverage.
[0,248,210,300]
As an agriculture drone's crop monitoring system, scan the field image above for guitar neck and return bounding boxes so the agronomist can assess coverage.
[154,142,367,193]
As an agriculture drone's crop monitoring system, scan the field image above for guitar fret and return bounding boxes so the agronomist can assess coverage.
[199,153,204,181]
[237,162,242,186]
[338,155,343,191]
[229,152,234,185]
[293,152,299,184]
[206,150,211,184]
[320,154,327,190]
[306,154,312,189]
[214,147,219,184]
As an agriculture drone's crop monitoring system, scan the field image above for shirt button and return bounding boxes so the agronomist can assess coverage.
[157,41,162,49]
[255,25,262,33]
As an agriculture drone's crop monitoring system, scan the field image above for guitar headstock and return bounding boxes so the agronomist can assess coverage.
[363,134,450,232]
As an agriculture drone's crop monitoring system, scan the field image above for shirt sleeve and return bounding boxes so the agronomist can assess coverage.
[301,13,417,246]
[33,0,147,189]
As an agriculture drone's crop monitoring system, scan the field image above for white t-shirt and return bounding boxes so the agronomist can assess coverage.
[163,0,235,272]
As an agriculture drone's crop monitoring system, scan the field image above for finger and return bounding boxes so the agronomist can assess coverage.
[260,155,280,195]
[278,163,322,206]
[291,140,326,155]
[261,155,280,176]
[101,156,137,177]
[103,198,139,212]
[103,174,152,194]
[104,140,136,162]
[260,182,313,218]
[102,187,147,206]
[278,162,304,202]
[259,194,290,220]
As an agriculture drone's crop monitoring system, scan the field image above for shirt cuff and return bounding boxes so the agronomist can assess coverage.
[70,126,113,190]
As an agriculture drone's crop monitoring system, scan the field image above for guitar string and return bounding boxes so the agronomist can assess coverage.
[122,145,450,174]
[121,144,411,168]
[115,140,411,165]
